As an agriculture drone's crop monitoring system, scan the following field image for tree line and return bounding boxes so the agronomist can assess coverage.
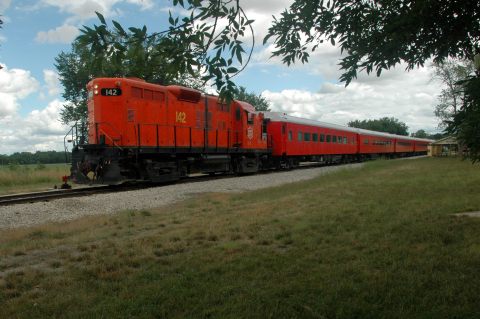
[0,151,70,166]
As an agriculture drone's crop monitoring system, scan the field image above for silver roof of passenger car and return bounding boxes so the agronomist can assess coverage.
[263,112,433,143]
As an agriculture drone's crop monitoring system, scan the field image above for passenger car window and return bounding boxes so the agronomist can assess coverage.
[312,133,318,142]
[288,130,293,141]
[332,136,337,143]
[326,135,331,143]
[304,133,311,142]
[320,134,325,142]
[298,132,303,141]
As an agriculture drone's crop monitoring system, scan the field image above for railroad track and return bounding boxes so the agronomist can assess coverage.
[0,157,423,206]
[0,186,122,206]
[0,163,328,206]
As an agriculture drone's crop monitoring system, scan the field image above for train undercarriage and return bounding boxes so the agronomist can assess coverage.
[70,144,270,184]
[71,144,427,185]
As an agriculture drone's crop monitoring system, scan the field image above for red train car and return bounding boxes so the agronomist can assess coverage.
[264,112,432,166]
[356,128,395,156]
[69,78,432,185]
[72,78,267,183]
[265,113,358,166]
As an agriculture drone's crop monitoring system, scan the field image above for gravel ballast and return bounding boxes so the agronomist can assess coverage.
[0,164,362,230]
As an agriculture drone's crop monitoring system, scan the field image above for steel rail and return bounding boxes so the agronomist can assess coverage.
[0,156,425,207]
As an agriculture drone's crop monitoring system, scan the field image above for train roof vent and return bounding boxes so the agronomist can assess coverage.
[167,85,202,103]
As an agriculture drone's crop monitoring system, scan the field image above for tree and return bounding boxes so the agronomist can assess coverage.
[411,129,428,138]
[432,60,475,127]
[265,0,479,85]
[234,87,270,112]
[77,1,480,159]
[448,76,480,161]
[348,117,409,136]
[55,43,94,140]
[78,8,255,101]
[57,14,204,140]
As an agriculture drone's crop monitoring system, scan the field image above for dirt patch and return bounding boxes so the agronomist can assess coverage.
[454,211,480,218]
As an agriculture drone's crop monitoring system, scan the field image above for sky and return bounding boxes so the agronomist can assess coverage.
[0,0,443,154]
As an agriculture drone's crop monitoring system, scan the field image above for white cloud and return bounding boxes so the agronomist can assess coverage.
[35,24,79,44]
[0,99,69,154]
[35,0,155,45]
[0,0,11,12]
[0,65,39,118]
[262,67,441,133]
[41,0,116,20]
[39,0,154,21]
[0,93,16,118]
[125,0,153,11]
[43,69,61,96]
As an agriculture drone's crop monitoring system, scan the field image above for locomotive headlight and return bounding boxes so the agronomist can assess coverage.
[94,90,99,95]
[94,84,99,89]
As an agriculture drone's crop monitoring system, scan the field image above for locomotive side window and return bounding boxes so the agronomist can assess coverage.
[298,132,303,141]
[326,135,331,143]
[288,130,293,141]
[320,134,325,142]
[332,136,337,143]
[364,139,369,144]
[343,137,348,144]
[312,133,318,142]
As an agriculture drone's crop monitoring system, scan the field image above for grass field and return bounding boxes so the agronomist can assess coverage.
[1,157,480,318]
[0,163,70,195]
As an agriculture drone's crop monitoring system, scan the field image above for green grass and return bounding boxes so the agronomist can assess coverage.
[1,157,480,318]
[0,163,70,195]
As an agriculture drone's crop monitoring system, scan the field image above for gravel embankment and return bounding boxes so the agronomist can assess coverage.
[0,164,363,230]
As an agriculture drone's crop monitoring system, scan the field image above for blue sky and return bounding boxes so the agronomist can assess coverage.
[0,0,442,154]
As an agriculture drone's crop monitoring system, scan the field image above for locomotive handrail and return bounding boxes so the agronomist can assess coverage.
[94,122,124,150]
[98,128,124,150]
[63,122,78,163]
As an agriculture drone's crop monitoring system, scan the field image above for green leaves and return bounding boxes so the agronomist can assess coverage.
[234,86,271,112]
[265,0,480,85]
[348,117,409,136]
[95,11,106,25]
[447,76,480,162]
[73,2,257,102]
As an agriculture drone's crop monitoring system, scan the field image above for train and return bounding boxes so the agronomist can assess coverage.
[68,77,432,184]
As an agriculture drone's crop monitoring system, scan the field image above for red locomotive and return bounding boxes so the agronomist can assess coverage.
[69,77,432,184]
